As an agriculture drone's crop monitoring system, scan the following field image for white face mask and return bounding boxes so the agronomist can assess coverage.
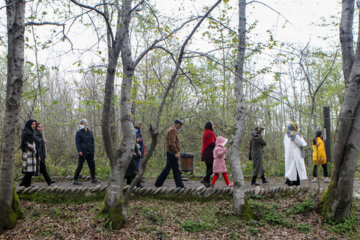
[262,129,265,136]
[79,125,85,130]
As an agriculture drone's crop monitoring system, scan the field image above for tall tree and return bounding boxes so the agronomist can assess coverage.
[321,0,360,221]
[0,0,26,233]
[228,0,252,217]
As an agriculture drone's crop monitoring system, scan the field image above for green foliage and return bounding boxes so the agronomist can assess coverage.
[248,226,259,235]
[264,209,294,227]
[325,216,356,235]
[181,220,212,232]
[18,191,105,204]
[297,223,312,233]
[288,199,315,214]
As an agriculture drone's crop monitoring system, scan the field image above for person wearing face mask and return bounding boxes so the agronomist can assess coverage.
[155,119,185,188]
[19,119,38,187]
[73,119,100,185]
[284,122,307,186]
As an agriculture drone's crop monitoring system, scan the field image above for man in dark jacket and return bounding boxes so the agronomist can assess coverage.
[155,119,185,188]
[73,119,100,185]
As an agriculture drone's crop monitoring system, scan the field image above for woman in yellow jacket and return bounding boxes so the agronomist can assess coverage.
[312,130,329,183]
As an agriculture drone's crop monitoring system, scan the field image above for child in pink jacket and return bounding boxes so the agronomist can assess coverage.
[211,136,233,187]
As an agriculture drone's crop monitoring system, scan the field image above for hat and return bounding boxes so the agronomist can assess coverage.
[80,119,87,124]
[174,119,184,125]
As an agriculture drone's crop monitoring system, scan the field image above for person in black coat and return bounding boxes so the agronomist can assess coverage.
[19,119,38,187]
[125,143,143,187]
[134,121,145,170]
[73,119,100,185]
[249,127,268,186]
[34,123,56,186]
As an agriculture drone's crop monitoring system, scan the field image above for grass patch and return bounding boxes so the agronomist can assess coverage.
[181,220,213,232]
[288,198,315,214]
[325,216,356,235]
[297,223,312,233]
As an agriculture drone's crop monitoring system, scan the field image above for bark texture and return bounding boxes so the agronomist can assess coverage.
[321,0,360,221]
[0,0,26,233]
[228,0,251,216]
[100,0,135,229]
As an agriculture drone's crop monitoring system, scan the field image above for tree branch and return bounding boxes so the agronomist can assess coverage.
[70,0,115,44]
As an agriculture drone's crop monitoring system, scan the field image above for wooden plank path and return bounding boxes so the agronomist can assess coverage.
[14,177,360,199]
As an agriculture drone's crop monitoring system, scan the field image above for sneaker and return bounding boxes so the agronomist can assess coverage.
[228,183,233,187]
[73,180,82,185]
[323,178,330,183]
[91,178,100,184]
[312,178,318,183]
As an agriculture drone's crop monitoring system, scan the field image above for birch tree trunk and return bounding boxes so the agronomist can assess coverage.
[0,0,26,233]
[228,0,252,218]
[100,0,134,229]
[321,0,360,221]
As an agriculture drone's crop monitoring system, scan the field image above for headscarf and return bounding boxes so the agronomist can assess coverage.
[252,126,264,138]
[204,121,213,131]
[134,121,142,129]
[286,121,305,158]
[21,119,36,151]
[286,122,298,141]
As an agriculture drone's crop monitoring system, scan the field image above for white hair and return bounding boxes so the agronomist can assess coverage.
[79,119,87,124]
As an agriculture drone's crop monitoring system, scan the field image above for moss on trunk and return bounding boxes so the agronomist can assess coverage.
[0,185,24,234]
[238,198,255,221]
[100,193,126,230]
[108,199,126,230]
[320,180,334,220]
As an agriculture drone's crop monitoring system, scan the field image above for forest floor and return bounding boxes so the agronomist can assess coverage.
[2,177,360,240]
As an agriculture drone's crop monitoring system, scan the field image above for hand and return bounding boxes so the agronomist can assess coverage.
[79,152,83,156]
[44,139,47,144]
[175,153,180,158]
[136,137,142,142]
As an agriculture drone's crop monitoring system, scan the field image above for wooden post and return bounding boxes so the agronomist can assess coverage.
[323,106,332,175]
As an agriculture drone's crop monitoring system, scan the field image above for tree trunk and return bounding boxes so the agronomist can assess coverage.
[228,0,252,218]
[101,0,134,229]
[321,0,360,221]
[0,0,26,233]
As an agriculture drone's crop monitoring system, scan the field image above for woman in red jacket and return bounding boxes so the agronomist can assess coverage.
[200,121,216,187]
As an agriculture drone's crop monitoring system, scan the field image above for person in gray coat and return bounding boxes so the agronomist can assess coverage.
[249,127,268,185]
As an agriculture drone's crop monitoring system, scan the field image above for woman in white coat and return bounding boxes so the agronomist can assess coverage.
[284,122,307,186]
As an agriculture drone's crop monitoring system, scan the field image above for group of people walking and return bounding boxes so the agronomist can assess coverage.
[19,118,100,187]
[19,119,56,187]
[198,120,330,188]
[19,117,329,189]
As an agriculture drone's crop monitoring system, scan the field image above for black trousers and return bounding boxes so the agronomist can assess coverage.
[313,163,328,177]
[74,152,96,180]
[155,152,184,188]
[40,160,52,184]
[203,162,213,183]
[20,172,34,187]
